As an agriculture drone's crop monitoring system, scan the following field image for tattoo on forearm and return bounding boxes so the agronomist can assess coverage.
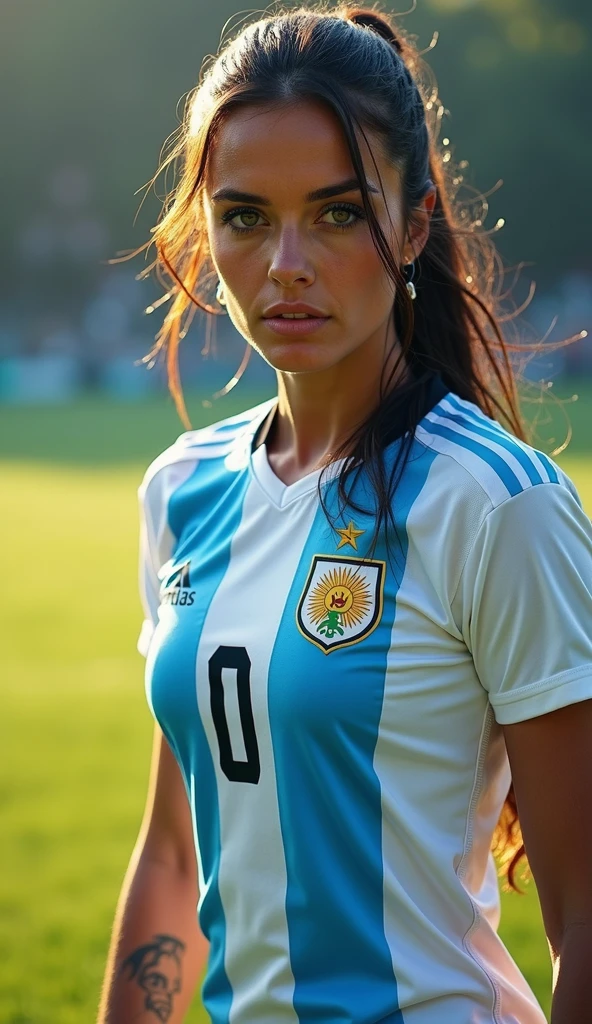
[119,933,186,1022]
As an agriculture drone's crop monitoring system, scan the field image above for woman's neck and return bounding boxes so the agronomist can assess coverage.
[261,333,409,485]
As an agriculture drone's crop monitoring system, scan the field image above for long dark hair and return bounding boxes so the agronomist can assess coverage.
[113,2,580,892]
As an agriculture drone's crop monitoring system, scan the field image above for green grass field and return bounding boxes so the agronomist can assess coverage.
[1,383,590,1023]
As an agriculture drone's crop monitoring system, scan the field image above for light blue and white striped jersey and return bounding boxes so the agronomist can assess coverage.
[137,378,592,1024]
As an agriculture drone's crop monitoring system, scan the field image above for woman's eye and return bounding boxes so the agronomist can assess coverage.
[222,208,263,233]
[323,204,365,230]
[220,203,366,235]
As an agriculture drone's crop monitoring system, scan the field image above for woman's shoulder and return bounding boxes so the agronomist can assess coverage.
[407,389,587,599]
[414,388,580,516]
[407,390,590,635]
[138,396,276,501]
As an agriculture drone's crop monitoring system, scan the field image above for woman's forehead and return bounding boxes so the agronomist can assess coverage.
[203,102,398,203]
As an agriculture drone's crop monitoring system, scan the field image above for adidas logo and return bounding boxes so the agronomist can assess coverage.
[161,560,195,606]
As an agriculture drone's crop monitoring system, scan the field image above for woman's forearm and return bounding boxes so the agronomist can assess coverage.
[550,920,592,1024]
[97,843,208,1024]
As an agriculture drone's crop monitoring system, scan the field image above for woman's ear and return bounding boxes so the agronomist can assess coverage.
[405,185,437,262]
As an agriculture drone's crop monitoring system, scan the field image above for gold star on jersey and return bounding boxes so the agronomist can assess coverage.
[335,520,366,550]
[296,554,385,653]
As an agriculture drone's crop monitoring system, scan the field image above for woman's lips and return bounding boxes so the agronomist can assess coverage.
[262,316,331,335]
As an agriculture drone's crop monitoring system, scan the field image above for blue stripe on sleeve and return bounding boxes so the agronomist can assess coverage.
[531,448,560,484]
[423,418,524,497]
[444,396,545,486]
[446,395,561,485]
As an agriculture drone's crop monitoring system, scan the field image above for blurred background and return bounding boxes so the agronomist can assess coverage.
[1,0,590,1020]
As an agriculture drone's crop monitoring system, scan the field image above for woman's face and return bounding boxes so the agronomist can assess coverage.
[202,99,432,376]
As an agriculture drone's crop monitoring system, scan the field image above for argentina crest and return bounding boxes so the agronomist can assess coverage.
[296,554,385,654]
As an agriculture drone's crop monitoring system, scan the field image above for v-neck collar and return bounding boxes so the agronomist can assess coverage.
[243,375,449,510]
[250,441,348,508]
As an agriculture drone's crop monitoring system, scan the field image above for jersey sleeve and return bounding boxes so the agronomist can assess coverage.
[136,462,175,658]
[454,480,592,724]
[137,472,160,657]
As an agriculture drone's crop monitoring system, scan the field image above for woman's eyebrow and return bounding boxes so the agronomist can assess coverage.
[209,177,380,205]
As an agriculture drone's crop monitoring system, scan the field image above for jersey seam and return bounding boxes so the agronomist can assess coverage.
[456,704,504,1024]
[491,663,592,709]
[413,433,498,510]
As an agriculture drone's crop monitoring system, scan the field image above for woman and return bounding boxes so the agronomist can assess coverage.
[98,6,592,1023]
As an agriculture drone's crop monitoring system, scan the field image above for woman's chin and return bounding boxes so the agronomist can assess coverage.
[260,347,339,375]
[248,334,342,375]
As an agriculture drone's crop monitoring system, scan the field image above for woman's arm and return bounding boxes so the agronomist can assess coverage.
[503,698,592,1024]
[97,723,209,1023]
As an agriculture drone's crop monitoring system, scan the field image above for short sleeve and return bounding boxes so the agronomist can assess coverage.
[454,481,592,724]
[135,446,203,657]
[136,460,179,658]
[137,476,162,658]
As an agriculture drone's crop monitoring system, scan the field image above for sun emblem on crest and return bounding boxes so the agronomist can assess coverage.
[308,566,372,639]
[296,554,385,653]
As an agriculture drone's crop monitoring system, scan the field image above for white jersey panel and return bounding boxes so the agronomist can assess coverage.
[195,476,318,1024]
[373,452,546,1022]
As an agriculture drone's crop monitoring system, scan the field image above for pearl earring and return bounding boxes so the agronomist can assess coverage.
[216,279,226,306]
[403,261,417,301]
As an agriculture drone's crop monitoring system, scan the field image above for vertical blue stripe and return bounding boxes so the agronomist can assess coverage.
[268,439,437,1023]
[444,396,545,486]
[146,458,252,1024]
[423,418,523,496]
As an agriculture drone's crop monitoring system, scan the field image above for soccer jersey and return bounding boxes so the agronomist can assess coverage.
[137,377,592,1024]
